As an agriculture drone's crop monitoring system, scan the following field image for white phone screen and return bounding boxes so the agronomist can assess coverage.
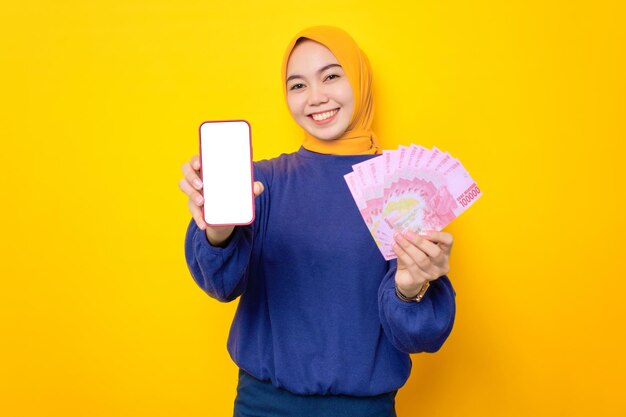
[199,120,254,226]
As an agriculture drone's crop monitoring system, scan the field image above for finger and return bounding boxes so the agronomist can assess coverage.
[395,232,447,279]
[394,232,432,271]
[396,238,441,280]
[253,181,265,197]
[178,178,202,201]
[403,230,443,259]
[393,240,429,279]
[178,178,204,205]
[182,162,203,191]
[422,230,454,253]
[191,155,201,171]
[392,240,412,268]
[187,199,206,230]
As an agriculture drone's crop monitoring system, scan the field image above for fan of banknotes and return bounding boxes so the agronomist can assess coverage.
[344,144,482,260]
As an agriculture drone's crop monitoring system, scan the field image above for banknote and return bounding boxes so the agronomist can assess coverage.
[344,171,391,248]
[346,144,482,260]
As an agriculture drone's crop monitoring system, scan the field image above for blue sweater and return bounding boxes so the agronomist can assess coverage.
[184,146,456,396]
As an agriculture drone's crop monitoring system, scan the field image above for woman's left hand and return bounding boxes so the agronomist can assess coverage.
[392,230,454,298]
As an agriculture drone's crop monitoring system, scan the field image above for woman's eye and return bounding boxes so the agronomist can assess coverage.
[325,74,339,81]
[289,83,304,90]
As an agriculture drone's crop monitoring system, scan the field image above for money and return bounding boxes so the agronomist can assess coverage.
[345,144,482,260]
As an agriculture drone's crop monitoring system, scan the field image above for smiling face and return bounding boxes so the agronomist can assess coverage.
[285,39,355,141]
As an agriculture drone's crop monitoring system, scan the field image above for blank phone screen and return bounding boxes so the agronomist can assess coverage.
[199,120,254,226]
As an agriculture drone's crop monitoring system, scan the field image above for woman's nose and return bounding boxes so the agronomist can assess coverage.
[307,84,329,106]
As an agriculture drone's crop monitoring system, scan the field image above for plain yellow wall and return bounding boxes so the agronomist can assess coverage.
[2,1,625,416]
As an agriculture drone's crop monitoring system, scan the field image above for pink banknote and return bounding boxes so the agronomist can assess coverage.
[345,145,482,260]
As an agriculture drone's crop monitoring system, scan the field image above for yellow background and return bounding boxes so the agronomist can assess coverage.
[2,0,625,416]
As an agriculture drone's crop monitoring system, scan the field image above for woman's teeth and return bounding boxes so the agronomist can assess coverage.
[311,109,339,121]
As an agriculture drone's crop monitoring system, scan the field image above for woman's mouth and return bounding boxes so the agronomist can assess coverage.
[309,108,339,125]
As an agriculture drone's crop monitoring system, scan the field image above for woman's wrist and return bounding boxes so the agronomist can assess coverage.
[395,282,423,298]
[395,281,430,303]
[205,226,235,247]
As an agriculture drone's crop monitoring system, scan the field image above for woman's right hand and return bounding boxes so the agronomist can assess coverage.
[179,155,264,246]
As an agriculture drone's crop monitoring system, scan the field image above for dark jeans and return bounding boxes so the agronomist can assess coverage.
[234,368,398,417]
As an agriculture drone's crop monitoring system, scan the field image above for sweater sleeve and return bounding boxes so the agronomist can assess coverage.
[183,161,270,303]
[378,260,457,354]
[184,219,254,302]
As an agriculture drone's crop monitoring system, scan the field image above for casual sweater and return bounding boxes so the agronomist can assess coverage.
[184,146,456,396]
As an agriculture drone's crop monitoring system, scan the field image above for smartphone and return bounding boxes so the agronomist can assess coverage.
[199,120,255,226]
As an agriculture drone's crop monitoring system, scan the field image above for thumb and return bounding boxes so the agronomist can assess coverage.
[392,240,409,270]
[253,181,265,197]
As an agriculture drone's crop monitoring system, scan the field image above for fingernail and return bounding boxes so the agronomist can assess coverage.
[194,179,203,188]
[405,230,418,240]
[394,232,404,241]
[195,195,203,204]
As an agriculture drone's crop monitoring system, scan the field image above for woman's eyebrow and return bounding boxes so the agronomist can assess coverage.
[286,63,343,83]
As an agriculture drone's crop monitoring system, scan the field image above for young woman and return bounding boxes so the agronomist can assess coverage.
[179,26,456,417]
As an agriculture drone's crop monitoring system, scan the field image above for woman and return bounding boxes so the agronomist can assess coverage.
[180,26,456,417]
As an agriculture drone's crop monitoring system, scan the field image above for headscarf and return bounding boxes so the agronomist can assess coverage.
[281,26,381,155]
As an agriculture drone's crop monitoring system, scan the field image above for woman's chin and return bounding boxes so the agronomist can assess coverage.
[305,126,345,141]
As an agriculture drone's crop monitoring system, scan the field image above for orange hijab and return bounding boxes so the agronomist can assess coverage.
[281,26,381,155]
